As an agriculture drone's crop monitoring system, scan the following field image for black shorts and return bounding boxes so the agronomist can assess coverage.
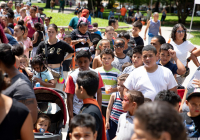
[62,59,72,71]
[161,15,166,21]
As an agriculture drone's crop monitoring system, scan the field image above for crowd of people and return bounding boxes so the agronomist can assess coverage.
[1,1,200,140]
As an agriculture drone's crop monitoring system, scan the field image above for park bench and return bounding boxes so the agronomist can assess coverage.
[58,26,130,35]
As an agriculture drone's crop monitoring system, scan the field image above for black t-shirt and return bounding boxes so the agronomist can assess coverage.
[70,29,92,50]
[134,36,144,46]
[36,40,74,64]
[0,99,29,140]
[123,46,133,55]
[2,73,35,100]
[180,112,200,137]
[80,104,103,140]
[33,31,43,47]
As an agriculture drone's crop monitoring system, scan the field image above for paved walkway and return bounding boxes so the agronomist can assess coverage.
[51,6,76,14]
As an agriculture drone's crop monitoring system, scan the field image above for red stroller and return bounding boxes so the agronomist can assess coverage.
[34,87,67,140]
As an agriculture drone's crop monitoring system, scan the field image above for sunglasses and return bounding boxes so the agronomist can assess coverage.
[151,43,156,46]
[177,30,186,34]
[115,45,124,48]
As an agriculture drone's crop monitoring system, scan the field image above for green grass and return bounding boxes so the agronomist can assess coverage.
[32,3,130,29]
[189,31,200,46]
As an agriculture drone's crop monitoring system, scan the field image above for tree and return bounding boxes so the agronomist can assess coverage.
[46,0,50,8]
[175,0,193,24]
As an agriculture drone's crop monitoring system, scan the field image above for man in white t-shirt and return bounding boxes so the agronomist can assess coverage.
[124,45,177,101]
[133,10,142,22]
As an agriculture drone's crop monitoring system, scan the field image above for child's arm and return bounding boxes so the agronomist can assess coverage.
[169,49,186,75]
[33,77,55,88]
[92,57,98,69]
[106,93,116,130]
[32,32,39,44]
[24,67,33,78]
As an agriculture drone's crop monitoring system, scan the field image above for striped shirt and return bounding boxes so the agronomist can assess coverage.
[110,92,126,124]
[95,67,120,106]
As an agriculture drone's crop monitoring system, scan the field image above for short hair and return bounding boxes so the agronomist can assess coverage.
[20,54,29,65]
[142,45,157,55]
[118,31,130,40]
[108,18,116,26]
[122,62,132,71]
[38,7,44,11]
[114,38,125,46]
[77,71,99,97]
[144,98,152,102]
[99,39,110,46]
[63,35,71,40]
[160,43,174,52]
[171,23,187,42]
[70,113,96,134]
[75,50,91,60]
[152,35,166,45]
[36,113,51,129]
[100,48,114,58]
[105,26,114,33]
[132,21,142,30]
[117,74,129,81]
[153,12,159,16]
[135,102,187,140]
[127,45,143,58]
[92,38,100,45]
[92,23,98,27]
[154,90,181,107]
[127,90,144,107]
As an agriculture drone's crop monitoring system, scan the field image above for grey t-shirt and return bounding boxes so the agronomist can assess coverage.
[112,55,131,72]
[2,73,35,100]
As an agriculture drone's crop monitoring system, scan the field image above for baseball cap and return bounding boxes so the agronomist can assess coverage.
[186,88,200,101]
[81,9,89,17]
[26,2,32,6]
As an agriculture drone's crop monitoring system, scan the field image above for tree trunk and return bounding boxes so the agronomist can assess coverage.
[46,0,51,8]
[175,0,189,24]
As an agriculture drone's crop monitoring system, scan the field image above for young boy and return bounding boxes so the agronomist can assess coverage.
[122,45,144,74]
[91,38,100,59]
[118,31,132,54]
[132,21,144,46]
[65,50,104,123]
[124,45,177,101]
[106,74,129,140]
[112,38,131,72]
[75,70,106,140]
[92,39,110,69]
[95,26,115,56]
[114,90,144,140]
[63,35,73,82]
[69,114,97,140]
[180,90,200,137]
[154,90,181,111]
[92,23,102,37]
[158,43,186,77]
[95,48,120,117]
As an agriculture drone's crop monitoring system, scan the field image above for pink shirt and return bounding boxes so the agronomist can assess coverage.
[23,37,32,58]
[57,33,66,40]
[24,16,43,38]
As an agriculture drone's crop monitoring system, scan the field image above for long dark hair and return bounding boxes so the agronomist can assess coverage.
[171,23,187,42]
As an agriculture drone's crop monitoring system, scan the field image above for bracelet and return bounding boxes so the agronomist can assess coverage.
[187,58,190,62]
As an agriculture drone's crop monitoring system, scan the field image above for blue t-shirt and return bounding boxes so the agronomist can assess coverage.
[5,33,18,46]
[94,30,102,37]
[157,60,178,75]
[8,27,14,35]
[87,15,92,24]
[128,10,134,16]
[33,69,54,86]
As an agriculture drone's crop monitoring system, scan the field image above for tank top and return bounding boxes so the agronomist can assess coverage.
[162,11,166,16]
[110,92,126,124]
[33,31,43,47]
[0,99,29,140]
[149,19,160,36]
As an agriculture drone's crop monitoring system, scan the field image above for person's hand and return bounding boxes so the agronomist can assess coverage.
[179,104,183,113]
[19,64,25,70]
[87,38,91,44]
[105,121,110,130]
[33,77,42,83]
[192,79,200,87]
[168,49,177,59]
[79,39,86,43]
[144,36,146,41]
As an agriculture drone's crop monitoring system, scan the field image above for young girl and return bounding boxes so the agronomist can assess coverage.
[19,55,33,80]
[23,26,33,58]
[44,16,52,41]
[33,114,51,133]
[31,22,44,58]
[57,27,65,40]
[13,24,26,50]
[30,54,55,88]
